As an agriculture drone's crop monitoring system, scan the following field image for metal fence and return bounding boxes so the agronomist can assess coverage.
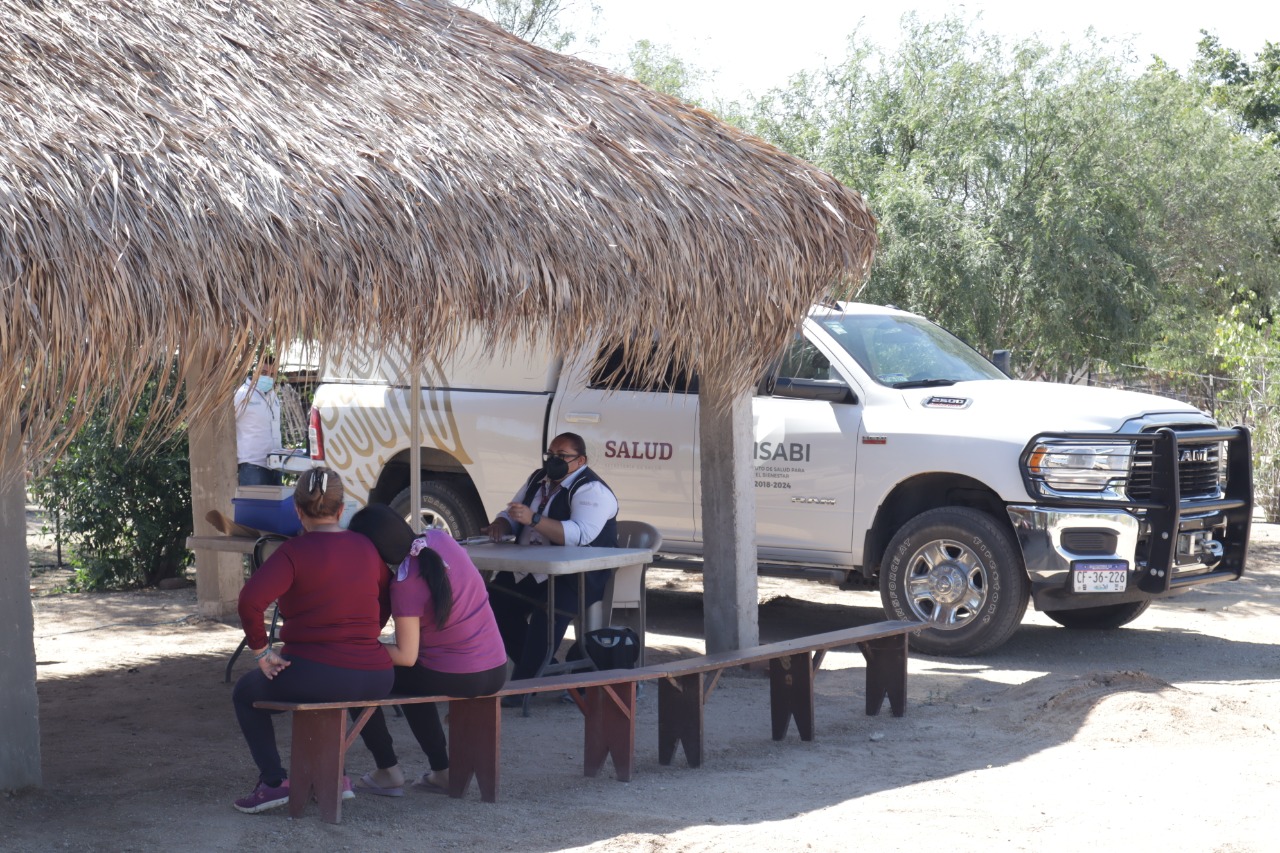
[280,380,310,449]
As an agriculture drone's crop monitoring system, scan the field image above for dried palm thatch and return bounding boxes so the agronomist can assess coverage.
[0,0,876,458]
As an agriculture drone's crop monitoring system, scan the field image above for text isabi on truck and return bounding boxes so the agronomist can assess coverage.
[303,302,1252,655]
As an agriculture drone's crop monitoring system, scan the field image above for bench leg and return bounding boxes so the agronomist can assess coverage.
[859,634,909,716]
[448,697,501,802]
[769,652,816,741]
[657,672,704,768]
[582,683,638,781]
[287,708,346,823]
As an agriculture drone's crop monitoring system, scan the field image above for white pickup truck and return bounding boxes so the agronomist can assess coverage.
[305,301,1252,655]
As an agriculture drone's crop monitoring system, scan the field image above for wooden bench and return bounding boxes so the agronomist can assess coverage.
[255,667,658,822]
[255,619,920,823]
[647,620,923,768]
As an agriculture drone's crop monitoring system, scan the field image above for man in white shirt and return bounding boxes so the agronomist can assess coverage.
[233,356,283,486]
[483,432,619,683]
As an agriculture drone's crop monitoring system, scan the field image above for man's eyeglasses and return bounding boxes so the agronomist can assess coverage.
[544,451,581,461]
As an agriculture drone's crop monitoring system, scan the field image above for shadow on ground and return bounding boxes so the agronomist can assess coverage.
[5,549,1276,851]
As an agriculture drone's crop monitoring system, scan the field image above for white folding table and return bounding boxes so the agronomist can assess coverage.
[464,543,652,712]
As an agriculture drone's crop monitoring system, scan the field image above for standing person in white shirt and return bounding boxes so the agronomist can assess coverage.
[233,355,283,486]
[482,432,619,686]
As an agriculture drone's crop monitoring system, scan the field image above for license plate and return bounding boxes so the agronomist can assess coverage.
[1072,560,1128,593]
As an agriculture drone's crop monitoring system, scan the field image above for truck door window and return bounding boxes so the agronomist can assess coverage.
[768,337,854,403]
[778,337,835,381]
[589,343,698,394]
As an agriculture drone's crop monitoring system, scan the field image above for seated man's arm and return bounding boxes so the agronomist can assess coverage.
[483,515,514,541]
[482,483,527,541]
[556,481,619,546]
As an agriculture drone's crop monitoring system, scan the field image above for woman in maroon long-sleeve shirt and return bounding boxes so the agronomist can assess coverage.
[230,467,392,814]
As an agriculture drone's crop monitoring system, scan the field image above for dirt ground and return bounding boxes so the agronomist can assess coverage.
[3,518,1278,852]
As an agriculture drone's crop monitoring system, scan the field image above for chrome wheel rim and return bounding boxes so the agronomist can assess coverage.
[415,508,452,536]
[902,538,987,629]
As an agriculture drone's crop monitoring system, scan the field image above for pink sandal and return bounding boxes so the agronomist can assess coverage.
[355,772,404,797]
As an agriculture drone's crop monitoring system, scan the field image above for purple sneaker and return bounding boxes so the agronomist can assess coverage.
[233,779,290,814]
[342,775,356,800]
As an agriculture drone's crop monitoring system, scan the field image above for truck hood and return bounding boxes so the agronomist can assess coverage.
[894,379,1208,437]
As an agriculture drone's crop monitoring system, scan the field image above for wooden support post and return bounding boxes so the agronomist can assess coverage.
[0,412,41,790]
[698,377,758,655]
[187,346,243,621]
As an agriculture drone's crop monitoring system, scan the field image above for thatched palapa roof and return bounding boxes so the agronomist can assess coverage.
[0,0,876,451]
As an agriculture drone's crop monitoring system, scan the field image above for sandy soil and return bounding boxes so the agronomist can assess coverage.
[3,519,1278,852]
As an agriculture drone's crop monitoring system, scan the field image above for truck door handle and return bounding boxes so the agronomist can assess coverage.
[564,412,601,424]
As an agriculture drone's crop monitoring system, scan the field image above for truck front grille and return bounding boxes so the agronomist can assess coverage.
[1128,432,1222,501]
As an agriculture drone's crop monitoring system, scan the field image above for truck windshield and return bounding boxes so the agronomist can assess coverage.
[816,313,1007,388]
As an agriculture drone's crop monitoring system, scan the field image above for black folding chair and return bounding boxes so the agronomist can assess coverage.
[224,534,289,682]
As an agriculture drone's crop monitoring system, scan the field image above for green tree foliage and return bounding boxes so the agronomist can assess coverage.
[1191,33,1280,145]
[30,364,193,590]
[1175,33,1280,369]
[1211,304,1280,517]
[736,15,1280,376]
[734,66,832,166]
[461,0,597,52]
[1136,68,1280,370]
[623,39,703,102]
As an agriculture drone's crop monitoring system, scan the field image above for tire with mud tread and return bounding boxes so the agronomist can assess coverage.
[879,506,1029,657]
[1043,600,1151,630]
[388,479,485,539]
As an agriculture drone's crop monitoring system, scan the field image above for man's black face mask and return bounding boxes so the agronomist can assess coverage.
[542,456,570,481]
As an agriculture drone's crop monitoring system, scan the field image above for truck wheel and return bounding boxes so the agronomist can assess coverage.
[1043,600,1151,630]
[388,480,485,539]
[879,507,1029,657]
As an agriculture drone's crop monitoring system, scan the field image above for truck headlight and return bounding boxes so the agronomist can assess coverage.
[1025,440,1133,495]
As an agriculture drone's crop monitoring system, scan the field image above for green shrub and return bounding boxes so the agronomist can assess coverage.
[30,365,192,590]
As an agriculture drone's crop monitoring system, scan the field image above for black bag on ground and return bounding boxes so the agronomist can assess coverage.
[583,627,640,670]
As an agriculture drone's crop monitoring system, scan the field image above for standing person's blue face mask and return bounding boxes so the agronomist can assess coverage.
[256,376,275,393]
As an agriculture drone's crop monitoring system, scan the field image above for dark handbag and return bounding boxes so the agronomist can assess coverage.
[583,627,640,670]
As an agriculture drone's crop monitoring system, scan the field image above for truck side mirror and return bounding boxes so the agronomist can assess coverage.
[773,377,857,404]
[992,349,1012,377]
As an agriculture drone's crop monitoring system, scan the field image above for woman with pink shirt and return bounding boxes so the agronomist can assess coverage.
[346,503,508,795]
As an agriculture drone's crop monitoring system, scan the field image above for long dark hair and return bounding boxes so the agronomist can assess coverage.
[414,546,453,628]
[345,503,454,626]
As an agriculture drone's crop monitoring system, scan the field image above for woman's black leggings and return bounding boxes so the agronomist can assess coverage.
[356,662,508,771]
